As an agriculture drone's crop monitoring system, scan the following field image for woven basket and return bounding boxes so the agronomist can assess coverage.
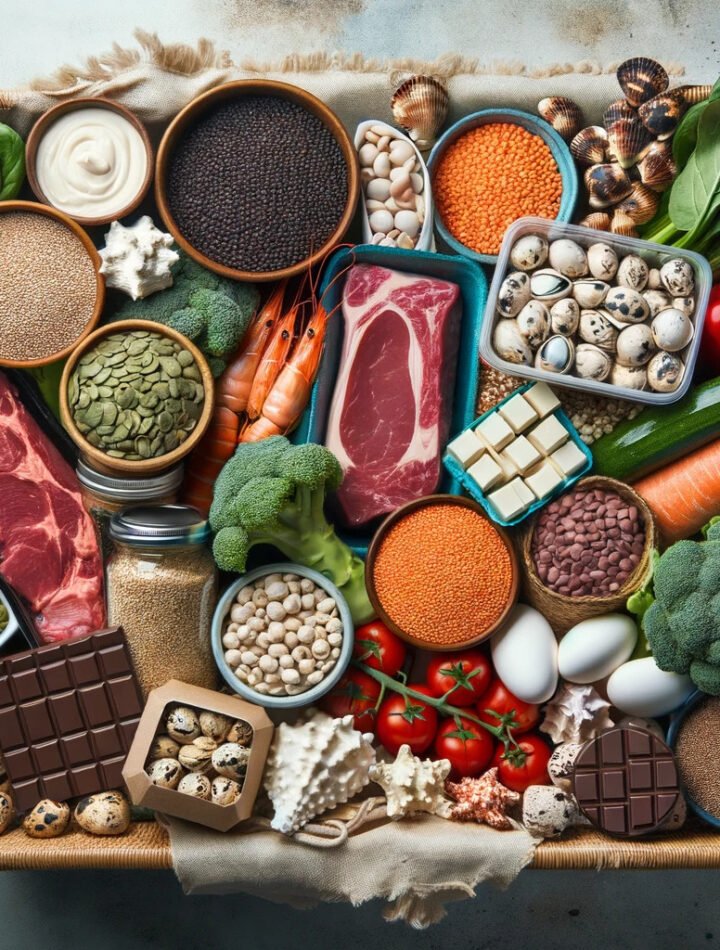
[518,475,656,636]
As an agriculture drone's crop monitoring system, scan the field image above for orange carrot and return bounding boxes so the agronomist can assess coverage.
[634,439,720,544]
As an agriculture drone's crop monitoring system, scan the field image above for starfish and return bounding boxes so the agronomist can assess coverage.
[445,768,520,830]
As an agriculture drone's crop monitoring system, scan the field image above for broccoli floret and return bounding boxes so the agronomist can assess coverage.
[644,521,720,694]
[108,250,260,376]
[210,438,374,624]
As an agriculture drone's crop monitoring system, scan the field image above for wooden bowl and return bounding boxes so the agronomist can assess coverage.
[59,319,215,477]
[0,200,104,368]
[365,494,520,651]
[25,97,154,227]
[154,79,360,282]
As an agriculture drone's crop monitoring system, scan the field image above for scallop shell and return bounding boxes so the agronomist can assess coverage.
[574,343,612,381]
[578,212,612,231]
[570,126,608,166]
[548,239,588,278]
[391,75,449,151]
[637,141,677,192]
[616,57,669,108]
[579,310,618,351]
[611,362,648,390]
[529,268,573,302]
[660,258,695,297]
[616,324,656,367]
[537,96,583,140]
[616,182,660,226]
[647,350,684,392]
[606,117,652,169]
[603,98,636,131]
[584,163,633,209]
[535,335,575,373]
[610,210,639,238]
[673,84,713,105]
[616,254,649,292]
[516,300,550,348]
[493,319,533,364]
[572,278,610,309]
[638,92,686,140]
[550,297,580,336]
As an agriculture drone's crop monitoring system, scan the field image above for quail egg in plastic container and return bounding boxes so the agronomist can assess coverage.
[480,216,712,405]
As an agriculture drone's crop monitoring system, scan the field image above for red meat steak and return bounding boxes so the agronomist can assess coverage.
[0,372,105,642]
[326,264,461,526]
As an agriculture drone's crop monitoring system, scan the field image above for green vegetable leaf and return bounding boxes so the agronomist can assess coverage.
[0,123,25,200]
[669,99,720,234]
[355,638,382,663]
[673,101,707,170]
[627,549,660,649]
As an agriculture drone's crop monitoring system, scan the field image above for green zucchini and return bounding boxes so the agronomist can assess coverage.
[592,377,720,482]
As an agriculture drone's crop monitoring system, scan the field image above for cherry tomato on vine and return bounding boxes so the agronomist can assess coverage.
[494,733,552,793]
[376,684,438,756]
[426,650,492,706]
[476,677,541,735]
[701,283,720,374]
[433,716,495,778]
[320,668,380,733]
[352,620,406,677]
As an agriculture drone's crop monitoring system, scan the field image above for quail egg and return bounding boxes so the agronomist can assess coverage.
[211,777,243,806]
[147,757,183,789]
[616,254,649,291]
[647,351,685,392]
[510,234,549,271]
[660,258,695,297]
[587,242,618,281]
[227,720,254,746]
[549,239,588,278]
[535,335,575,373]
[212,743,251,782]
[516,300,550,347]
[550,297,580,336]
[651,308,694,351]
[149,734,180,762]
[74,791,131,836]
[574,343,612,380]
[604,286,650,325]
[496,271,531,317]
[610,363,648,390]
[572,278,610,308]
[178,736,217,774]
[673,296,695,317]
[22,799,70,839]
[530,268,573,302]
[579,310,618,350]
[616,324,656,366]
[199,711,232,743]
[493,319,532,364]
[178,773,212,800]
[0,792,13,835]
[647,267,663,289]
[643,288,671,316]
[166,706,201,744]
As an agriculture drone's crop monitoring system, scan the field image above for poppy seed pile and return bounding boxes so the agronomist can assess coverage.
[166,95,349,273]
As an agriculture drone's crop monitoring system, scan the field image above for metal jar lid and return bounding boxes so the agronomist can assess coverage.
[76,459,184,502]
[109,505,211,546]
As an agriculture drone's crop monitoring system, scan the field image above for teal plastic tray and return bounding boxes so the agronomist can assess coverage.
[442,382,593,527]
[293,244,488,557]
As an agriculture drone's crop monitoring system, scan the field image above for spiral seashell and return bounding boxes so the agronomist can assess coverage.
[537,96,583,140]
[584,163,633,209]
[603,99,636,131]
[637,141,677,192]
[606,116,652,169]
[570,126,608,167]
[673,84,713,105]
[616,182,660,225]
[638,92,686,140]
[616,57,669,108]
[578,212,612,231]
[391,75,449,151]
[610,210,639,238]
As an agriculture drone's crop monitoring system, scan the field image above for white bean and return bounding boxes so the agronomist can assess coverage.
[236,585,255,605]
[316,597,336,614]
[298,659,315,676]
[266,581,289,600]
[266,601,286,622]
[247,617,265,632]
[250,644,265,657]
[315,612,333,625]
[259,655,278,674]
[326,618,343,634]
[284,631,299,650]
[320,659,335,673]
[328,632,343,647]
[255,607,266,619]
[288,581,301,594]
[279,655,295,669]
[252,589,268,608]
[241,650,259,666]
[268,643,288,658]
[284,617,301,632]
[314,626,327,640]
[283,594,302,615]
[300,578,314,593]
[281,668,301,685]
[307,670,324,686]
[312,639,331,660]
[256,632,270,649]
[225,649,243,667]
[222,631,239,650]
[248,668,263,686]
[264,573,283,585]
[253,682,270,695]
[269,685,286,696]
[235,668,249,681]
[297,625,315,644]
[330,647,341,659]
[301,593,315,610]
[265,673,281,685]
[285,684,308,695]
[292,645,312,662]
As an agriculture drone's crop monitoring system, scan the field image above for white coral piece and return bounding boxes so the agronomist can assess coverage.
[263,711,375,836]
[99,216,179,299]
[541,682,613,745]
[369,744,451,819]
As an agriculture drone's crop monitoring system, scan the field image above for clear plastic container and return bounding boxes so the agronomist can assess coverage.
[480,216,712,405]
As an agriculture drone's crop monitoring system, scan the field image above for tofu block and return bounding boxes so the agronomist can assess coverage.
[467,453,503,492]
[551,440,587,477]
[447,429,485,469]
[498,393,538,433]
[487,482,527,521]
[475,412,514,451]
[509,476,536,508]
[525,460,565,499]
[497,446,519,480]
[524,381,561,418]
[527,415,569,455]
[503,435,542,474]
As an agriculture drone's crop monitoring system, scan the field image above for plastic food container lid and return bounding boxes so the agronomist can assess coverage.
[109,505,210,546]
[76,459,184,501]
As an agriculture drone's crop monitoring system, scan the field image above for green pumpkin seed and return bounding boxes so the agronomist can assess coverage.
[68,376,78,406]
[104,351,127,367]
[168,379,180,399]
[136,437,152,459]
[77,391,91,410]
[157,410,173,433]
[86,430,102,447]
[177,349,195,367]
[96,425,115,437]
[164,431,179,452]
[97,385,115,398]
[150,434,163,454]
[182,365,201,381]
[102,403,118,426]
[139,417,155,435]
[159,357,181,379]
[127,339,148,356]
[94,366,112,385]
[87,383,99,401]
[106,449,125,458]
[79,361,102,379]
[110,424,130,442]
[152,382,170,398]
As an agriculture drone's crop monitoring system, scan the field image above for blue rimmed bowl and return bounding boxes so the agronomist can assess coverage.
[427,108,578,266]
[667,689,720,829]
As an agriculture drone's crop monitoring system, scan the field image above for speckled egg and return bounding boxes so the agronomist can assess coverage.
[643,288,671,317]
[510,234,548,271]
[578,310,618,351]
[0,792,14,835]
[550,297,580,336]
[178,773,212,800]
[587,242,618,281]
[616,324,656,367]
[572,278,609,309]
[226,720,254,747]
[522,786,580,839]
[647,350,684,392]
[673,296,695,317]
[147,757,183,789]
[548,743,582,791]
[22,799,70,839]
[166,706,201,744]
[660,258,695,297]
[604,286,650,325]
[149,734,180,762]
[651,308,694,351]
[211,777,243,806]
[616,254,649,291]
[549,239,588,278]
[574,343,612,380]
[178,736,217,774]
[199,711,232,743]
[496,271,531,317]
[516,300,550,347]
[211,743,250,782]
[610,363,647,390]
[74,791,131,836]
[493,319,532,365]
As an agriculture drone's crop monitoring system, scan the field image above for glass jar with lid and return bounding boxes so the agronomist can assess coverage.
[105,505,218,697]
[76,460,184,559]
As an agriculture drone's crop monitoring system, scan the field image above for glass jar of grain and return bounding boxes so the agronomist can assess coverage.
[106,505,218,697]
[77,460,184,560]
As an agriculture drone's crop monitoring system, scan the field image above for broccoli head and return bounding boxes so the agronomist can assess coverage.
[644,519,720,694]
[209,437,374,624]
[108,250,260,376]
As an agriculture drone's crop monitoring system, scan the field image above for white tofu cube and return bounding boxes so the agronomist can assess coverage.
[524,460,565,499]
[496,446,519,480]
[447,429,485,469]
[550,440,587,477]
[467,453,503,492]
[475,412,514,451]
[527,415,569,455]
[503,435,542,474]
[509,477,536,509]
[498,393,538,433]
[524,381,561,418]
[487,482,526,521]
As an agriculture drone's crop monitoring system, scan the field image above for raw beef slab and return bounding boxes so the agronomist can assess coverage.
[0,372,105,642]
[326,264,462,527]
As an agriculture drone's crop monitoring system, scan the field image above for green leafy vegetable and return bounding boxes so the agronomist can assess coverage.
[0,122,25,200]
[672,100,706,169]
[669,99,720,232]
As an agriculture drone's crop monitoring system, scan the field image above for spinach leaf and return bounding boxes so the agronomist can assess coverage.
[673,101,706,170]
[0,123,25,200]
[669,98,720,233]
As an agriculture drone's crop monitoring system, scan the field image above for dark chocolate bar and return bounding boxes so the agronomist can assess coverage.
[0,628,143,812]
[572,727,680,837]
